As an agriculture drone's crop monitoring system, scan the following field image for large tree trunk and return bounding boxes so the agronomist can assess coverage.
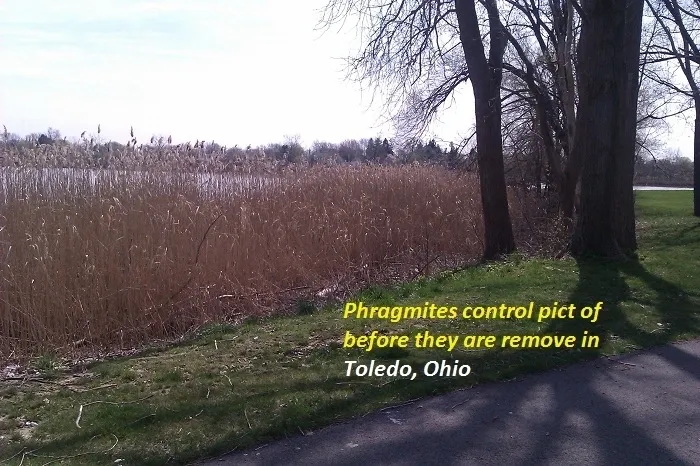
[612,0,644,253]
[474,91,516,258]
[570,0,630,257]
[455,0,515,260]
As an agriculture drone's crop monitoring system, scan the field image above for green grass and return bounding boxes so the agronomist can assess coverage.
[1,191,698,465]
[635,190,693,217]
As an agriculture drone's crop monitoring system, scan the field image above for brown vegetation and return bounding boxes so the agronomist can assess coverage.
[0,164,498,360]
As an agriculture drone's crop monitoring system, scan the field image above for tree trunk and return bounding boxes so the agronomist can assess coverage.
[455,0,515,259]
[570,0,629,257]
[559,171,579,218]
[557,0,581,219]
[473,92,516,258]
[535,141,543,197]
[612,0,644,253]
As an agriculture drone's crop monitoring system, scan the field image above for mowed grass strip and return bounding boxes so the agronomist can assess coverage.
[1,191,698,465]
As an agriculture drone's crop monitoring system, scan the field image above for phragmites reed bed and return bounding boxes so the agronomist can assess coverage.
[0,125,553,362]
[0,159,491,360]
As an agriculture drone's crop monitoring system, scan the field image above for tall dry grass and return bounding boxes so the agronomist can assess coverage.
[0,165,487,360]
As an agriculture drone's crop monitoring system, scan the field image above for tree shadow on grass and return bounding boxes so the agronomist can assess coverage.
[513,255,700,466]
[551,256,699,367]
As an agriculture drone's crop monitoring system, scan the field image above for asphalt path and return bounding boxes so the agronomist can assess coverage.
[195,339,700,466]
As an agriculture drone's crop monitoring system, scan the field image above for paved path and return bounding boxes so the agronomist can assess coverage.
[196,339,700,466]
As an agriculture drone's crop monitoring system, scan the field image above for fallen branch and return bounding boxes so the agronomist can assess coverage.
[451,397,471,410]
[244,408,252,430]
[1,376,79,392]
[379,397,422,412]
[0,447,32,465]
[216,285,311,301]
[84,383,118,391]
[605,356,637,367]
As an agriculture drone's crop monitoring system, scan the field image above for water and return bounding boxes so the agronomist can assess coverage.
[0,167,693,203]
[0,167,281,202]
[632,186,693,191]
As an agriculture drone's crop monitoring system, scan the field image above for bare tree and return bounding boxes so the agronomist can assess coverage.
[636,13,693,164]
[496,0,583,218]
[455,0,515,257]
[643,0,699,215]
[320,0,515,259]
[491,0,681,225]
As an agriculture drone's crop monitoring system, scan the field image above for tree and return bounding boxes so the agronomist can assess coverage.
[425,139,443,161]
[499,0,583,218]
[37,134,54,146]
[380,138,395,161]
[365,138,377,162]
[321,0,515,259]
[339,139,364,163]
[499,0,689,221]
[454,0,516,258]
[570,0,644,257]
[311,140,340,164]
[643,0,699,215]
[446,142,464,169]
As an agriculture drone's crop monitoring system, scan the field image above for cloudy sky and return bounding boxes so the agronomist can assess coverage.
[0,0,693,158]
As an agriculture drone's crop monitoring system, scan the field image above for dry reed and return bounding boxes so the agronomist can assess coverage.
[0,164,489,360]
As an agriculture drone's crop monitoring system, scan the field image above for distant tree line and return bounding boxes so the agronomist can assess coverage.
[634,151,694,186]
[0,126,693,189]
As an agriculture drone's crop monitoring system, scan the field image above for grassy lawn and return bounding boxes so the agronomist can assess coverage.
[1,191,698,465]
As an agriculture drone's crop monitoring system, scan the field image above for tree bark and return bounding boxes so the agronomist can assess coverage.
[570,0,630,257]
[613,0,644,253]
[455,0,515,259]
[557,0,582,219]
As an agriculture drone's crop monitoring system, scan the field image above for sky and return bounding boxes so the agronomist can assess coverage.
[0,0,693,158]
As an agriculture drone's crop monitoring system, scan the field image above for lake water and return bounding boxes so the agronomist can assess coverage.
[0,167,693,202]
[0,168,282,201]
[633,186,693,191]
